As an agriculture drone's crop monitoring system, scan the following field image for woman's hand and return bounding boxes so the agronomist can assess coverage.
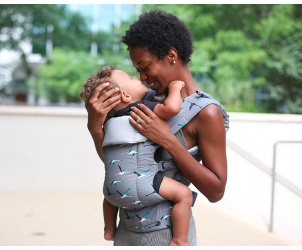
[129,104,173,146]
[86,82,121,135]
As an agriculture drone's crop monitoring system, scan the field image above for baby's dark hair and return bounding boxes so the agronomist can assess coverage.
[122,10,193,63]
[80,66,121,119]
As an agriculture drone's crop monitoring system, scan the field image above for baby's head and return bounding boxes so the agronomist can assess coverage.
[80,66,119,105]
[80,66,148,119]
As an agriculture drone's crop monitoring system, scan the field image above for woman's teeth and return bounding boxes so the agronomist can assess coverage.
[150,83,154,87]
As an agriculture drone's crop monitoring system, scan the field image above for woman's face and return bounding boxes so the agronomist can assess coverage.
[129,46,174,95]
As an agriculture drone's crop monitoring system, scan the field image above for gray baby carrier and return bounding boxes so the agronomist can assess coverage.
[102,90,229,232]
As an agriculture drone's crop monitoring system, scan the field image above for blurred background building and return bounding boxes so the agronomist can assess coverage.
[0,4,141,106]
[68,4,141,32]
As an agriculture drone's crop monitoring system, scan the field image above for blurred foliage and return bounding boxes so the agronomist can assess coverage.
[2,4,302,113]
[0,4,91,55]
[142,4,302,113]
[28,49,99,102]
[30,46,139,103]
[27,13,139,103]
[31,9,91,55]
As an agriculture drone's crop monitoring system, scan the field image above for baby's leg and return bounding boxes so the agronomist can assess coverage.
[103,198,119,241]
[158,176,193,246]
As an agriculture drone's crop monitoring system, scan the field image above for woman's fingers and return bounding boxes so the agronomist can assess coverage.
[89,82,109,103]
[130,110,145,125]
[97,87,120,104]
[130,104,151,122]
[137,104,157,118]
[103,94,121,112]
[102,91,121,107]
[129,105,171,146]
[129,115,144,131]
[89,82,120,107]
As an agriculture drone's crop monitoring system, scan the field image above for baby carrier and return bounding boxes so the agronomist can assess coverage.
[102,90,229,232]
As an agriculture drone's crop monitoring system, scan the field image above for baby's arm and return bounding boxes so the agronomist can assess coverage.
[153,80,185,119]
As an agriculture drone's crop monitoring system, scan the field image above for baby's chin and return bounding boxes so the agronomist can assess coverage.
[143,88,149,95]
[152,94,166,103]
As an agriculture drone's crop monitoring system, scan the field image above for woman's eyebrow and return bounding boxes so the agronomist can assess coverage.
[133,60,146,69]
[137,59,146,65]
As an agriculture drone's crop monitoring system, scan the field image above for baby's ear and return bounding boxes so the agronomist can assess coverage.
[121,90,132,103]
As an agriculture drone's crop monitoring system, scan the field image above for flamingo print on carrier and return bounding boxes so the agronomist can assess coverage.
[102,90,230,232]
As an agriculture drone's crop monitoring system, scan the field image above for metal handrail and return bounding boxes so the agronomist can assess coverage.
[226,139,302,232]
[270,141,302,232]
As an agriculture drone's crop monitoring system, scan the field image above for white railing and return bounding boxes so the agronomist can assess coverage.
[227,139,302,232]
[270,141,302,232]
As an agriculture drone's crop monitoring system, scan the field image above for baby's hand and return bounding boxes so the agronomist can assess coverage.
[168,80,185,91]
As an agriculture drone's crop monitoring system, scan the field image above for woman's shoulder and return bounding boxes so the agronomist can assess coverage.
[198,103,222,120]
[189,103,225,132]
[184,91,228,128]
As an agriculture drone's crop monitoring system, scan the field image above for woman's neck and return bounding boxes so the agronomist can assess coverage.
[178,64,202,99]
[155,64,202,100]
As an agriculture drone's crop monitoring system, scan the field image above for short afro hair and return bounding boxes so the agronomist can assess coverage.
[122,10,193,63]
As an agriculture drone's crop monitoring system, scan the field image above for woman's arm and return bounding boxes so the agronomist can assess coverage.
[129,104,227,203]
[86,83,121,162]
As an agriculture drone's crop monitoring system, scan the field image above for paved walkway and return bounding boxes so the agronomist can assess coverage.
[0,192,301,246]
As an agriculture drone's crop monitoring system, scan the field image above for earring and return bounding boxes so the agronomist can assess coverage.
[173,61,176,64]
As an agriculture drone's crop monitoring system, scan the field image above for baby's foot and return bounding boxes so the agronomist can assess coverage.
[169,238,191,246]
[104,227,116,241]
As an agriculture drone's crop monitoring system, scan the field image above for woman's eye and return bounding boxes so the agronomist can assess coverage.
[142,65,149,71]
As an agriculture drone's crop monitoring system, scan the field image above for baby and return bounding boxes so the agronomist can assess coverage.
[80,66,193,246]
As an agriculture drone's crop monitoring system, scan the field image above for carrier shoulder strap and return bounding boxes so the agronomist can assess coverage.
[156,90,229,171]
[169,90,229,134]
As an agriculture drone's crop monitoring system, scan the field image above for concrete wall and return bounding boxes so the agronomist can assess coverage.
[0,106,103,191]
[1,105,302,241]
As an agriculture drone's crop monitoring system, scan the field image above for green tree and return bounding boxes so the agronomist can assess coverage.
[142,4,302,113]
[31,47,139,103]
[30,7,91,55]
[27,11,140,103]
[96,18,141,78]
[30,49,100,102]
[1,4,93,102]
[254,5,302,113]
[1,5,91,54]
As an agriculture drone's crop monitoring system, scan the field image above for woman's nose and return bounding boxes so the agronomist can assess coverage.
[140,72,147,82]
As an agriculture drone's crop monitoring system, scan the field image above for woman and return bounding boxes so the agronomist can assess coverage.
[86,10,228,246]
